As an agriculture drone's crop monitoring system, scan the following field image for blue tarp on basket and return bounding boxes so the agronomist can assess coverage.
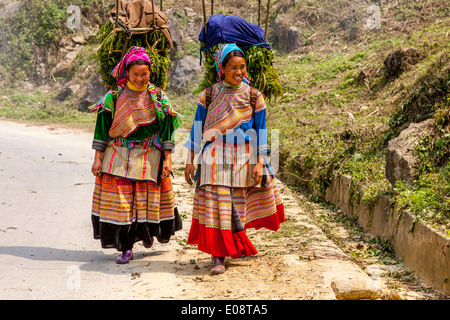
[199,14,272,50]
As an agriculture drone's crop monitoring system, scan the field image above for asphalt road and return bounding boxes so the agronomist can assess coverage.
[1,120,405,302]
[0,120,186,299]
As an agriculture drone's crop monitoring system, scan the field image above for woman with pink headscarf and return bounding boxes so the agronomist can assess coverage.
[89,46,182,264]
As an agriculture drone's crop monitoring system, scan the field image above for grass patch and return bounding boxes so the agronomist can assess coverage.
[0,88,96,125]
[269,15,449,235]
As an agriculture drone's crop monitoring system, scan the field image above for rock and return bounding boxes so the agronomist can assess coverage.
[0,95,11,102]
[331,278,382,300]
[330,278,403,300]
[68,84,81,94]
[78,75,107,112]
[169,55,202,92]
[173,7,203,39]
[286,26,302,51]
[365,264,406,278]
[168,7,203,57]
[177,7,197,18]
[22,81,34,91]
[273,19,301,52]
[51,48,82,78]
[0,1,21,19]
[72,35,85,45]
[51,82,62,92]
[56,87,73,101]
[37,84,51,93]
[385,119,435,187]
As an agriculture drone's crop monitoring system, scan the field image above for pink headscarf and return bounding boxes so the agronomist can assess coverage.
[111,46,152,86]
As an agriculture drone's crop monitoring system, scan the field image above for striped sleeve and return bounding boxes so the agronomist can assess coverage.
[198,89,207,107]
[254,90,266,114]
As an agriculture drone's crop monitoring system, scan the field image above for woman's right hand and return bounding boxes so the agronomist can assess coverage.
[92,150,104,177]
[91,159,103,176]
[185,163,195,185]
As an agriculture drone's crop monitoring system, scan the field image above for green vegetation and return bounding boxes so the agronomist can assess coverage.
[0,0,448,236]
[196,43,284,101]
[393,92,450,234]
[265,2,449,235]
[94,21,172,89]
[0,0,108,82]
[0,87,96,125]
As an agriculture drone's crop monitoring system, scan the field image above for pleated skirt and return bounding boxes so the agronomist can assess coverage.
[91,173,182,252]
[187,176,285,258]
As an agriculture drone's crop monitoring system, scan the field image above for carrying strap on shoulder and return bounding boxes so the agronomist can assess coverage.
[249,87,257,116]
[205,86,213,109]
[205,86,257,116]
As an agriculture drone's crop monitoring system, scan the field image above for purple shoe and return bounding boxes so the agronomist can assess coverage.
[116,250,133,264]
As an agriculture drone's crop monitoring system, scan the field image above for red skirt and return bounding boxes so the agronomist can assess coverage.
[187,177,285,258]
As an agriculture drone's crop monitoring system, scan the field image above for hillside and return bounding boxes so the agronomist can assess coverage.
[0,0,448,236]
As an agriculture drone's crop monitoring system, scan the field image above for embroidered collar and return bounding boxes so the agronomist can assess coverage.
[126,81,148,92]
[221,80,244,90]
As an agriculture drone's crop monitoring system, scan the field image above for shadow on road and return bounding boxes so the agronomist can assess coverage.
[0,245,180,275]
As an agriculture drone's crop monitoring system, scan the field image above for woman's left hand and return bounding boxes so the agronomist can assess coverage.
[251,155,265,187]
[161,159,172,179]
[161,150,172,179]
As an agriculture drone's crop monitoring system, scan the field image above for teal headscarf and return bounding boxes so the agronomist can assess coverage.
[213,43,250,84]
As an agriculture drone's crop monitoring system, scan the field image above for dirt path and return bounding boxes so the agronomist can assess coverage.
[0,120,442,301]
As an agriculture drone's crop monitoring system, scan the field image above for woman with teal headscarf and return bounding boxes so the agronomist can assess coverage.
[184,43,285,275]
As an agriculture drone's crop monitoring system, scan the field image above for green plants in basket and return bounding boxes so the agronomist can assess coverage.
[94,21,171,90]
[196,43,284,101]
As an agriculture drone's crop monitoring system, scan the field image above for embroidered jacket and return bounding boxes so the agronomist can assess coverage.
[91,82,181,153]
[184,81,272,188]
[90,82,182,182]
